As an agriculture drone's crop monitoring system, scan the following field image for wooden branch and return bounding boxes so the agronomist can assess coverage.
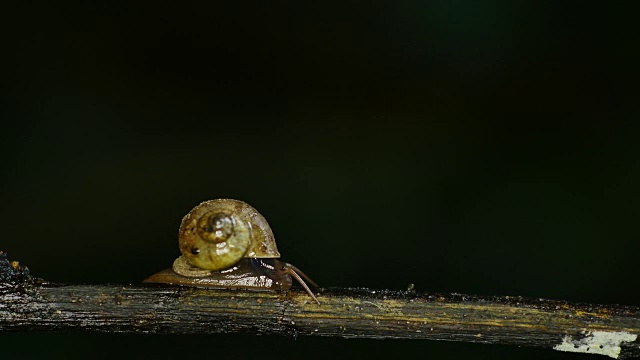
[1,252,639,359]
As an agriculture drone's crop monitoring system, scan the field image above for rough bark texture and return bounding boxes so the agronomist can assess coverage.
[1,252,638,359]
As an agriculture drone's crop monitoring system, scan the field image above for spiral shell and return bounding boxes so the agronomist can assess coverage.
[177,199,280,271]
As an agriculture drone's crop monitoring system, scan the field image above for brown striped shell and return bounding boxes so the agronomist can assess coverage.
[175,199,280,272]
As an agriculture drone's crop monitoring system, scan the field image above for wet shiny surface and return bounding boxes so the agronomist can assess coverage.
[145,258,292,291]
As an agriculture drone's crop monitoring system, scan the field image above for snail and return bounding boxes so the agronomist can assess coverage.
[144,199,320,304]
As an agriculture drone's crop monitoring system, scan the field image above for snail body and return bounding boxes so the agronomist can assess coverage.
[144,199,319,304]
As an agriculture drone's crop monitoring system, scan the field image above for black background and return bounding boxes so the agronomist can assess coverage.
[2,1,639,359]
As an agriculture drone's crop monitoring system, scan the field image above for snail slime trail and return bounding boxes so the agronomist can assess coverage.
[144,199,320,304]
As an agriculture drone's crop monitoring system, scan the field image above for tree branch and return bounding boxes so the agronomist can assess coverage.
[1,252,638,359]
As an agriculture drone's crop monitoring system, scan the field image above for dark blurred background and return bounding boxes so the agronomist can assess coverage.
[2,1,638,359]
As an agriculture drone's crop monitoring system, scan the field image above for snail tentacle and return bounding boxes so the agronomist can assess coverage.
[284,263,319,289]
[283,263,320,305]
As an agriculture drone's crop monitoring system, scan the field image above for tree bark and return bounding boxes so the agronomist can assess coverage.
[1,252,638,359]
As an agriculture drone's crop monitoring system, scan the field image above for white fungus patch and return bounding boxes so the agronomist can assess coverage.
[553,330,637,359]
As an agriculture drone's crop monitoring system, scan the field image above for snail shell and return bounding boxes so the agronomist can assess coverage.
[177,199,280,272]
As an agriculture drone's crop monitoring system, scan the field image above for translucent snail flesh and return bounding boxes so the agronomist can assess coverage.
[144,199,320,304]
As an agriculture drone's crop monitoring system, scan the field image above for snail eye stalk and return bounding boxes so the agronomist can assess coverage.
[283,263,320,305]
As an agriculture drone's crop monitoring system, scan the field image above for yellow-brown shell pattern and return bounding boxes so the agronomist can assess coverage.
[177,199,280,271]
